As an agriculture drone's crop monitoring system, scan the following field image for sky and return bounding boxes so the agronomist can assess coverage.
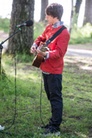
[0,0,85,27]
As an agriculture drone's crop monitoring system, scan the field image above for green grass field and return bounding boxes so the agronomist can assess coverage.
[0,54,92,138]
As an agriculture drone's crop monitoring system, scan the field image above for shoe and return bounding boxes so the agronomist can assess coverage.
[43,126,60,136]
[41,124,51,129]
[38,124,50,130]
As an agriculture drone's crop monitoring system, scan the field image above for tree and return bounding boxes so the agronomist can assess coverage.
[74,0,82,24]
[69,0,73,33]
[40,0,48,21]
[83,0,92,25]
[69,0,82,33]
[75,0,82,14]
[7,0,34,54]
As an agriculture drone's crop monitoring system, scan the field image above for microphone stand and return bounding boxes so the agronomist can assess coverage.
[0,28,22,76]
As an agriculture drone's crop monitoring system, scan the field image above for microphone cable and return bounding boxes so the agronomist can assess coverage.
[0,51,18,136]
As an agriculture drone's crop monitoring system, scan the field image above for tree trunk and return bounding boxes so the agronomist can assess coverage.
[40,0,48,21]
[7,0,34,54]
[83,0,92,25]
[74,0,82,25]
[75,0,82,14]
[69,0,73,33]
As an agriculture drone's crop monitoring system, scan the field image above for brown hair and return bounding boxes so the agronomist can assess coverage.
[46,3,63,21]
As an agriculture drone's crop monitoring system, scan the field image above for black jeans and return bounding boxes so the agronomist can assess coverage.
[42,73,63,128]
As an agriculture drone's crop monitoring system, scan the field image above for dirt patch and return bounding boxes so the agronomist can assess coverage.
[64,55,92,74]
[69,43,92,50]
[0,31,8,41]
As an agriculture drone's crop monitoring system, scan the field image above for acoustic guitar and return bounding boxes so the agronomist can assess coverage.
[32,43,49,68]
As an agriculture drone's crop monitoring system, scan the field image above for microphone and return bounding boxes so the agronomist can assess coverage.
[16,20,33,28]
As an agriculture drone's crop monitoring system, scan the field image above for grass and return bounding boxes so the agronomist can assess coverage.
[0,54,92,138]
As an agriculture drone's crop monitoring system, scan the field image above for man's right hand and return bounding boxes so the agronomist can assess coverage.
[30,43,37,54]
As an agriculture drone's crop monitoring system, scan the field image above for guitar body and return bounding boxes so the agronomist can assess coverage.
[32,53,44,68]
[32,43,49,68]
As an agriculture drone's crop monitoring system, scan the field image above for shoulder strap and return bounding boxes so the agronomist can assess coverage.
[46,25,66,45]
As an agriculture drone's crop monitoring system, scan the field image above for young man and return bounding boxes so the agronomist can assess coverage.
[30,3,70,136]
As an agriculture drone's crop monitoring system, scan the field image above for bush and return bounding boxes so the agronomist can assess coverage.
[34,21,45,40]
[70,23,92,44]
[0,17,10,33]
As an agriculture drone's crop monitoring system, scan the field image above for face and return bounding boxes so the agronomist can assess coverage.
[45,14,55,25]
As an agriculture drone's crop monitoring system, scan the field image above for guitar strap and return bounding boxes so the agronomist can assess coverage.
[46,25,66,45]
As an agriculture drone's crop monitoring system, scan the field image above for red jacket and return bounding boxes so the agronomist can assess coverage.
[34,24,70,74]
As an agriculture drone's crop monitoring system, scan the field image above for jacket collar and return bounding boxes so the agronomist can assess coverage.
[52,21,64,28]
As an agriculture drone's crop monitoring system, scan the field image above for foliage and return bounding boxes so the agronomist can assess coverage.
[70,23,92,44]
[15,53,33,63]
[0,54,92,138]
[34,21,45,40]
[0,17,10,33]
